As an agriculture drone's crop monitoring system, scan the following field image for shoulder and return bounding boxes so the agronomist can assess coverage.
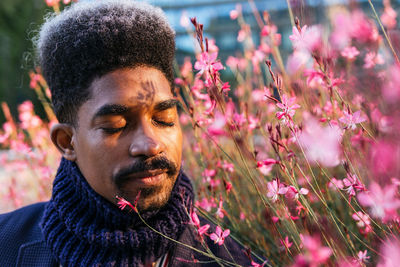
[200,216,255,266]
[0,202,47,236]
[0,202,48,263]
[170,215,260,267]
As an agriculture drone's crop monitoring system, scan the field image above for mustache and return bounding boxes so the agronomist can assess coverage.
[113,156,178,188]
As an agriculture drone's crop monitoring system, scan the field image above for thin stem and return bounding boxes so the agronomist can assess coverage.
[136,211,241,267]
[367,0,400,63]
[286,0,295,28]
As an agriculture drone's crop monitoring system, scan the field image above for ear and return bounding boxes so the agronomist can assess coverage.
[50,123,77,161]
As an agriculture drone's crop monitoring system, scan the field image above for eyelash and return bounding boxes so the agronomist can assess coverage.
[101,120,174,134]
[153,119,175,127]
[101,127,125,134]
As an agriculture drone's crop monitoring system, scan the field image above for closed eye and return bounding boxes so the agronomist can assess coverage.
[153,119,175,127]
[101,126,125,134]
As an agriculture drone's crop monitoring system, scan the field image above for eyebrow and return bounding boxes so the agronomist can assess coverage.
[154,99,179,111]
[92,99,179,120]
[93,104,129,119]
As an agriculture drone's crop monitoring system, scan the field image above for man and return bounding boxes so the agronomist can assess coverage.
[0,0,261,266]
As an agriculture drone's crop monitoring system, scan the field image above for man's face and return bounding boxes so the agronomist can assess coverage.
[71,66,182,211]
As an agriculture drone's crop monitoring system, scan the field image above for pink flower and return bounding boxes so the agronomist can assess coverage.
[225,182,232,194]
[10,139,32,155]
[233,112,247,128]
[237,29,247,42]
[279,236,293,251]
[286,51,310,75]
[267,178,288,202]
[381,6,397,30]
[330,12,352,49]
[0,122,13,144]
[29,73,41,89]
[341,46,360,60]
[221,82,230,94]
[289,25,322,53]
[339,110,366,130]
[299,235,332,266]
[273,33,281,46]
[251,261,267,267]
[116,196,134,212]
[207,39,219,53]
[18,101,34,114]
[191,210,201,227]
[352,211,372,234]
[298,117,342,167]
[210,226,230,245]
[179,11,190,28]
[383,66,400,103]
[377,238,400,267]
[229,5,241,20]
[261,25,270,36]
[180,57,193,77]
[207,112,226,137]
[369,141,400,177]
[355,250,370,264]
[349,10,379,43]
[222,161,234,173]
[215,197,226,218]
[226,56,247,71]
[46,0,60,7]
[248,115,259,131]
[286,185,309,199]
[289,25,307,49]
[358,182,400,222]
[230,10,238,20]
[351,129,372,147]
[196,197,216,212]
[203,96,216,115]
[276,94,301,125]
[251,89,266,103]
[257,162,273,176]
[258,42,271,54]
[304,69,325,88]
[328,178,344,190]
[251,49,266,73]
[343,174,366,198]
[18,101,43,129]
[194,52,223,77]
[190,210,210,236]
[363,52,384,69]
[202,169,216,179]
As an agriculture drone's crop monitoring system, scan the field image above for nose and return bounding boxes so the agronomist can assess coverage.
[129,121,165,158]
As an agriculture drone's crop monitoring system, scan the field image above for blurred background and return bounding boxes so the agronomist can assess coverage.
[0,0,395,123]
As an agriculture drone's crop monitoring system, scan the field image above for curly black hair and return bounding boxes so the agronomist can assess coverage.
[37,0,175,125]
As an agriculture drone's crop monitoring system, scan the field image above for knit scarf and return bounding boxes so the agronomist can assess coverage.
[40,158,194,267]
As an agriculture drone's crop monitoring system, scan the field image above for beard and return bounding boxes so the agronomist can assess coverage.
[119,173,177,212]
[113,155,179,212]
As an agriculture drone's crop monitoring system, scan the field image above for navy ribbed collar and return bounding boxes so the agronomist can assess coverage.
[40,158,194,266]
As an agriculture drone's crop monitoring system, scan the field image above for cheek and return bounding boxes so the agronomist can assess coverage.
[80,130,120,150]
[163,127,183,162]
[74,130,124,172]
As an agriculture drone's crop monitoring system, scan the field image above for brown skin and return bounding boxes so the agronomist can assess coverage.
[50,66,183,211]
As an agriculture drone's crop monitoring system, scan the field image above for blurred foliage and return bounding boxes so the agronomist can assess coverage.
[0,0,48,124]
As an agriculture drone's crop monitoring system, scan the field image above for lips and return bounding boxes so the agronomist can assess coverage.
[124,169,167,186]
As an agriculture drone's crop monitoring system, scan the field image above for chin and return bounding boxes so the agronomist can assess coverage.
[127,178,177,212]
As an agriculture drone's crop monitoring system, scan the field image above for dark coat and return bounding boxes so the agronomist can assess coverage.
[0,202,256,267]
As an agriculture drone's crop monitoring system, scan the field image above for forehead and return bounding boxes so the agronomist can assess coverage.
[87,66,172,108]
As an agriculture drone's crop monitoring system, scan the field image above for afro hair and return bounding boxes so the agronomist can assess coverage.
[37,0,175,124]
